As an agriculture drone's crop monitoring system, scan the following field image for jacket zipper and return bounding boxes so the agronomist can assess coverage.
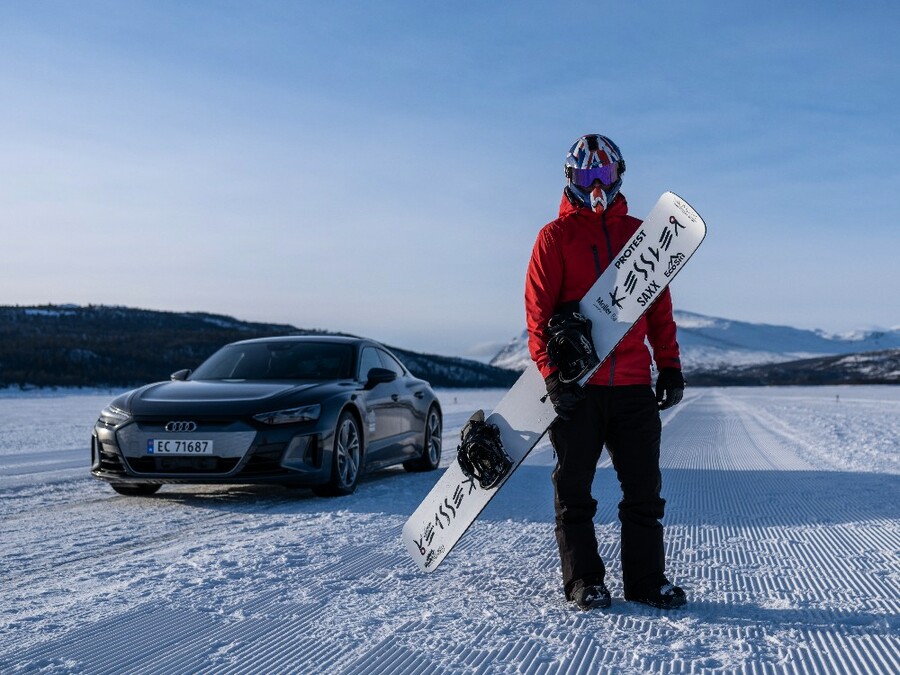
[591,245,602,277]
[600,212,616,386]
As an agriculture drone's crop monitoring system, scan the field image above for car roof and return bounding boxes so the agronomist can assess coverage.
[227,335,372,348]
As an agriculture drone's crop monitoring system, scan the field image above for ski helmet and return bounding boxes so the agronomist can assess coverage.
[564,134,626,213]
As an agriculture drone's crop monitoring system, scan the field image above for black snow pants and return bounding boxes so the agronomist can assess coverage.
[549,385,667,600]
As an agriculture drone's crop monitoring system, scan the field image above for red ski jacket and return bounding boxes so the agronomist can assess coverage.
[525,191,681,386]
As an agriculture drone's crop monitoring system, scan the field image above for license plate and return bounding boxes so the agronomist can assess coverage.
[148,439,214,455]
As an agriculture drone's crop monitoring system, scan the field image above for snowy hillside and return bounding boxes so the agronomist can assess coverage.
[2,386,899,674]
[490,310,900,374]
[673,311,900,369]
[0,305,518,389]
[689,349,900,386]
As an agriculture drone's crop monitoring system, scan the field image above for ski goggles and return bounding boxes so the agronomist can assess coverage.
[567,163,620,188]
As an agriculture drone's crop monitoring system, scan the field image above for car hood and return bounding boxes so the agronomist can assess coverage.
[127,379,355,417]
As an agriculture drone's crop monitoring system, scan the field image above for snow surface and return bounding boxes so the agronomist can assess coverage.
[2,386,899,674]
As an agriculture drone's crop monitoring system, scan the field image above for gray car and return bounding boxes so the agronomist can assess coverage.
[91,336,442,497]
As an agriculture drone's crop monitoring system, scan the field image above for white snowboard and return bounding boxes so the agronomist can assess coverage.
[402,192,707,572]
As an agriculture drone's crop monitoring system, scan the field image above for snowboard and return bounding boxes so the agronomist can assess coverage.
[402,191,707,572]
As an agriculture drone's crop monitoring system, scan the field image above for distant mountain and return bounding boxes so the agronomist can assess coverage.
[489,310,900,385]
[688,349,900,386]
[490,331,533,372]
[672,311,900,370]
[0,305,518,389]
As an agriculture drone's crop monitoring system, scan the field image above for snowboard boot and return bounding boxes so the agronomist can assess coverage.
[570,579,612,610]
[625,580,686,609]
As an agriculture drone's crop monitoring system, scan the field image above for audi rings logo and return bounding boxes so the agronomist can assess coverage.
[165,421,197,432]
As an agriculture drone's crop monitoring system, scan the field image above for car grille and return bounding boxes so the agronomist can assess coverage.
[127,456,242,474]
[122,443,291,476]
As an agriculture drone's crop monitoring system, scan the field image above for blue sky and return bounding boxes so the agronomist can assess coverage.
[1,1,898,356]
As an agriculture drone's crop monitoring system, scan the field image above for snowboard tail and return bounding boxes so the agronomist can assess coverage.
[402,192,707,572]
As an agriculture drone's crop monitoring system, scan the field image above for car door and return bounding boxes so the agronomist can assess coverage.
[358,346,398,458]
[376,348,420,459]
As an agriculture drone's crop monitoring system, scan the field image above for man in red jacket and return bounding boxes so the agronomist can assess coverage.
[525,133,686,610]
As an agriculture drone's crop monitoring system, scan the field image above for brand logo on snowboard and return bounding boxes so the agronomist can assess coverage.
[413,477,477,563]
[609,288,625,310]
[673,198,698,223]
[593,295,617,321]
[614,229,647,269]
[636,281,662,307]
[659,217,685,252]
[664,253,686,278]
[424,546,445,568]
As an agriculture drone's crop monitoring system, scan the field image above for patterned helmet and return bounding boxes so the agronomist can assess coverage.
[564,134,626,212]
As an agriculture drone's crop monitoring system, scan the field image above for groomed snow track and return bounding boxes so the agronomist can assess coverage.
[1,387,898,674]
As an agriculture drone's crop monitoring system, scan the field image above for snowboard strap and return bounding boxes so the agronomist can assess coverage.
[546,310,599,384]
[457,410,513,490]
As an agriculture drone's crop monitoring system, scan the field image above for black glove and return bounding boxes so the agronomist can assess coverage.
[544,371,585,420]
[655,368,685,411]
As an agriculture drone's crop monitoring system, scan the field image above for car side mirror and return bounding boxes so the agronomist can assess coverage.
[170,369,192,381]
[364,367,397,389]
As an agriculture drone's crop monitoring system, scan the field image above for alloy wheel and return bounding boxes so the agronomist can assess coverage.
[335,416,361,488]
[426,409,442,466]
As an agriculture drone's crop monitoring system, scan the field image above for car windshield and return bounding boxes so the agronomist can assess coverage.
[191,342,355,380]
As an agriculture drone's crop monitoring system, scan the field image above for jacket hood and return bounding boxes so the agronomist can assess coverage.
[558,189,629,220]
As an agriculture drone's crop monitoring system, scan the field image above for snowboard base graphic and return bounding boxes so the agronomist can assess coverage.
[402,192,707,572]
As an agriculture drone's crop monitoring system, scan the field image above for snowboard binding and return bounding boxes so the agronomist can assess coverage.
[546,309,599,384]
[457,410,513,490]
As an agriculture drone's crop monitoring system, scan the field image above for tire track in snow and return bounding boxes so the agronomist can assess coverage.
[631,388,899,674]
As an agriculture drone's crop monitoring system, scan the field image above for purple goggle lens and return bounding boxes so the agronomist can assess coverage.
[569,163,619,188]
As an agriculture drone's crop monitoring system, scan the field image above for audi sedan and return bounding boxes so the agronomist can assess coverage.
[91,336,442,497]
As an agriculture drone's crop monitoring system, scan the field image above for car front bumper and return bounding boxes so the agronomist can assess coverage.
[91,416,333,485]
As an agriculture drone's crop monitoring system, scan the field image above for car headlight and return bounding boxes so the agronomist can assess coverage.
[253,404,322,425]
[99,404,132,427]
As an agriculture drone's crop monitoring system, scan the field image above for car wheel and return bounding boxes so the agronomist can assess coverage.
[110,483,161,497]
[314,410,364,497]
[404,405,442,472]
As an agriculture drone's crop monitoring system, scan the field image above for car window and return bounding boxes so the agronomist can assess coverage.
[358,347,383,380]
[192,342,355,380]
[377,349,406,376]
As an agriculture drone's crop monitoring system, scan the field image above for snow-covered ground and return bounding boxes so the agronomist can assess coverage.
[2,386,898,674]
